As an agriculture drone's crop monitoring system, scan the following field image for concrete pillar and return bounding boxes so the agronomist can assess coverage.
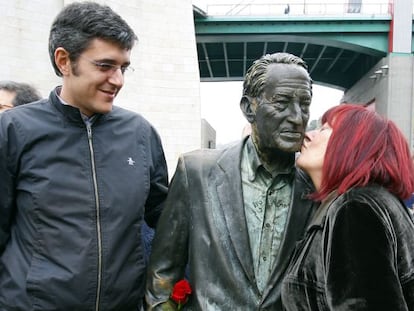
[342,55,414,149]
[342,1,414,149]
[388,0,414,147]
[391,0,412,53]
[387,55,414,148]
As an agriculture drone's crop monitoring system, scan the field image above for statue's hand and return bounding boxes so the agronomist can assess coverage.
[159,300,177,311]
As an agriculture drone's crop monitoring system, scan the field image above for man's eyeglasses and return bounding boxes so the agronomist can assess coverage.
[81,56,134,75]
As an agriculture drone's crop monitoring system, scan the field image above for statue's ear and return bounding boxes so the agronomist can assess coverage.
[240,95,255,123]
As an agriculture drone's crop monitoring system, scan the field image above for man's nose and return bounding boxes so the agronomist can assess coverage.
[288,102,303,123]
[108,68,124,87]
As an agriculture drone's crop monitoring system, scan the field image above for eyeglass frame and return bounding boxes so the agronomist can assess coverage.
[80,56,134,75]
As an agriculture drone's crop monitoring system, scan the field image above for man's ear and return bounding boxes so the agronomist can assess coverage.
[240,95,255,123]
[54,47,71,76]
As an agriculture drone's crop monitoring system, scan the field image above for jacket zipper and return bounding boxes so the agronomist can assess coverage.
[87,123,103,311]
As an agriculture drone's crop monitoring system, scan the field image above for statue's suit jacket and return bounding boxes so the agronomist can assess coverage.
[146,138,318,310]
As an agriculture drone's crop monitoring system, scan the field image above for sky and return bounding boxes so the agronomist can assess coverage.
[200,82,344,145]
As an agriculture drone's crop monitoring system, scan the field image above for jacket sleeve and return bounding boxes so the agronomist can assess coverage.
[0,114,16,255]
[145,155,190,310]
[322,197,409,310]
[144,128,169,228]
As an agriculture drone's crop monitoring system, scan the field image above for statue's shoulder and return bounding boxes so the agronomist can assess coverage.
[180,140,243,171]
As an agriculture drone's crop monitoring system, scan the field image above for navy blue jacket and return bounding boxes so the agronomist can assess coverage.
[0,88,168,310]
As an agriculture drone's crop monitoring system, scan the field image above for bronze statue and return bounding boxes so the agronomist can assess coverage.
[146,53,318,310]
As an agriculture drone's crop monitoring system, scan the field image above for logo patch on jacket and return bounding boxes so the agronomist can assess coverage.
[127,157,135,166]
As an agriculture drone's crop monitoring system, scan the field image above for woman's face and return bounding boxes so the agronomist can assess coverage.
[296,123,332,176]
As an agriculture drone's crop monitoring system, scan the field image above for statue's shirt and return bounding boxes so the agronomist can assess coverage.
[241,138,294,293]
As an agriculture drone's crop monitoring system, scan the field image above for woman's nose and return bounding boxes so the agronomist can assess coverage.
[305,130,317,142]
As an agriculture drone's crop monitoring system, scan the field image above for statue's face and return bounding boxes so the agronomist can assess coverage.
[252,63,312,154]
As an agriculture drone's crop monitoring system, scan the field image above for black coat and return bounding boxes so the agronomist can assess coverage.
[282,185,414,310]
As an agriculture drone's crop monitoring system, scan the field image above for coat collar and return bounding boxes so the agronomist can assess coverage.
[215,137,257,285]
[262,168,317,301]
[307,191,339,230]
[49,87,107,126]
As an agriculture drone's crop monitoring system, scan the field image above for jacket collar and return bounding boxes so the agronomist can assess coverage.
[307,191,339,230]
[215,137,257,284]
[262,168,318,302]
[49,87,105,126]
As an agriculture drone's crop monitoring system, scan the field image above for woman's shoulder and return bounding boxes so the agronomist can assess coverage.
[328,185,412,230]
[337,185,400,209]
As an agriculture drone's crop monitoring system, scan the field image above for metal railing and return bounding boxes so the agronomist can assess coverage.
[202,2,391,17]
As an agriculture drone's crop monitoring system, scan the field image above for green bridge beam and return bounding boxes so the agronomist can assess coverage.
[195,15,392,89]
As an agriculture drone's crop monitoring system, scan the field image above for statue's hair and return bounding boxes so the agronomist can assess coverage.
[242,53,311,97]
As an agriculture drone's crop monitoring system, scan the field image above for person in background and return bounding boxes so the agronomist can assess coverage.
[404,154,414,215]
[146,52,318,310]
[0,80,41,112]
[0,2,168,310]
[282,104,414,310]
[142,221,156,265]
[404,191,414,215]
[405,198,414,214]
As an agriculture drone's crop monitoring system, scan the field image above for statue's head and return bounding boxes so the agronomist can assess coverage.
[240,53,313,156]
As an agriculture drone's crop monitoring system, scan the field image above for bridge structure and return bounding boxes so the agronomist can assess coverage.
[193,1,414,147]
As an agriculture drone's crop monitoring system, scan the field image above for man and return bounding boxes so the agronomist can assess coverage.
[146,53,318,310]
[0,2,168,310]
[0,80,41,112]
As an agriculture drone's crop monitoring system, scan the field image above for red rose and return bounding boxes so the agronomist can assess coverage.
[171,279,192,306]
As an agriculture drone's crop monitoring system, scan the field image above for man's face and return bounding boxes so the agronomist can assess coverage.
[59,38,132,116]
[252,63,312,153]
[0,89,16,112]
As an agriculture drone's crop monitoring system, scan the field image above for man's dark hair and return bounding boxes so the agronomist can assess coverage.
[242,52,312,98]
[48,1,138,77]
[0,81,41,106]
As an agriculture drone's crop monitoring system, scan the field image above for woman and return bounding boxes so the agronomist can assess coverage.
[281,104,414,310]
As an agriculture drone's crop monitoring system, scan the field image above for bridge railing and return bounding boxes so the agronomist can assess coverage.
[204,2,391,17]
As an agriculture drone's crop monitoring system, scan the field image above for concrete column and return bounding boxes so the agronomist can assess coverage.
[387,54,414,148]
[342,54,414,149]
[342,1,414,149]
[391,0,412,53]
[388,0,414,147]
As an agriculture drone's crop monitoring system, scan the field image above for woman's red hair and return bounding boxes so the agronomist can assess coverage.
[314,104,414,201]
